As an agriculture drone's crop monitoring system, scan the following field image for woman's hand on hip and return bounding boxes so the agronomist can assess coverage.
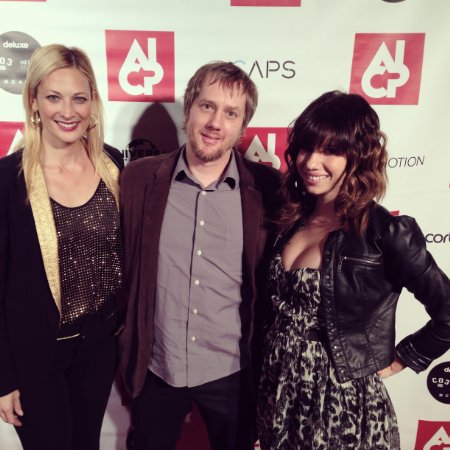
[377,356,406,379]
[0,389,23,426]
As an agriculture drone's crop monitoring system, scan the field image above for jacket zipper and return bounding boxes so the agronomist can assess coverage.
[338,256,381,272]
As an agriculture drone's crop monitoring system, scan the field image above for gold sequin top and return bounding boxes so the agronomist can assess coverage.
[50,180,123,336]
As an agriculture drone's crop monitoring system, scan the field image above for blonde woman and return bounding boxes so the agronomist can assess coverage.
[0,44,124,450]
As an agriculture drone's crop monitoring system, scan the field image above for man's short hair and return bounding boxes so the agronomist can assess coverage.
[183,61,258,130]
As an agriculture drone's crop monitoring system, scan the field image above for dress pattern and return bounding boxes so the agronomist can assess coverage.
[257,254,400,450]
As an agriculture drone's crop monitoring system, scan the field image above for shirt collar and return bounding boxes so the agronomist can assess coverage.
[173,147,239,190]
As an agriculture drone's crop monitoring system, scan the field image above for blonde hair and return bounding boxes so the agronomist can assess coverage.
[18,44,119,203]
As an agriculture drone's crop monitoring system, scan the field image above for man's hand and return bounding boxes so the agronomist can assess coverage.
[377,356,406,379]
[0,390,23,426]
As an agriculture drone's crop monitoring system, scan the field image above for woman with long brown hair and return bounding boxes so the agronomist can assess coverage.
[257,91,450,449]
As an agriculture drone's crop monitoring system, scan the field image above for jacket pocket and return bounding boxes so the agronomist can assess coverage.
[337,255,382,272]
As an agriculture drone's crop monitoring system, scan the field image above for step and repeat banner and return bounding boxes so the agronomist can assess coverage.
[0,0,449,449]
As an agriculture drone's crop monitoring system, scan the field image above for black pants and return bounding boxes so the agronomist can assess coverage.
[14,326,117,450]
[130,370,255,450]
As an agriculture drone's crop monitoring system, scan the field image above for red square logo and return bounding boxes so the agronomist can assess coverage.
[414,420,450,449]
[231,0,300,5]
[350,33,425,105]
[237,127,288,171]
[105,30,175,103]
[0,121,24,157]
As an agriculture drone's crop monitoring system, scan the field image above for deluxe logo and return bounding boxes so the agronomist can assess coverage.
[231,0,300,6]
[0,31,40,95]
[414,421,450,450]
[350,33,425,105]
[0,121,24,157]
[238,127,288,171]
[2,41,29,49]
[105,30,175,103]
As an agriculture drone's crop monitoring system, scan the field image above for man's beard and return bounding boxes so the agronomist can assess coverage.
[191,144,226,163]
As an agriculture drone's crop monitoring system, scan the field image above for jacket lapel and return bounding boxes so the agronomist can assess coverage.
[139,151,180,300]
[235,152,262,278]
[27,163,61,313]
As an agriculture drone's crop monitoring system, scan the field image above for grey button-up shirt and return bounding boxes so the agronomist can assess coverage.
[150,150,245,387]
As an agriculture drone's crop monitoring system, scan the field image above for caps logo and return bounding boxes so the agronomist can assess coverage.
[231,0,300,6]
[238,127,288,171]
[105,30,175,102]
[0,122,24,157]
[350,33,425,104]
[414,420,450,450]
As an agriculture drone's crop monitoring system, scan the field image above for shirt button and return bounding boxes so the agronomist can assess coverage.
[193,308,198,315]
[191,336,197,342]
[201,191,206,196]
[199,220,205,226]
[197,250,202,256]
[194,279,200,286]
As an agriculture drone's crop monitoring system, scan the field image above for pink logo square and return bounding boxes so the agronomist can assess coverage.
[414,420,450,449]
[0,121,24,157]
[350,33,425,105]
[238,127,289,171]
[105,30,175,102]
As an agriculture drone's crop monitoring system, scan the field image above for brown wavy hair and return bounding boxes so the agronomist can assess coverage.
[278,90,388,235]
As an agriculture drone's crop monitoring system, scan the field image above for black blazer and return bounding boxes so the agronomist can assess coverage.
[0,146,124,396]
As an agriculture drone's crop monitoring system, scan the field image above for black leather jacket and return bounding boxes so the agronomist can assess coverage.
[273,203,450,383]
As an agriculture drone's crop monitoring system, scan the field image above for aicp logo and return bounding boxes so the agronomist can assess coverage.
[105,30,175,103]
[350,33,425,104]
[238,127,288,171]
[414,421,450,450]
[0,121,24,157]
[231,0,300,6]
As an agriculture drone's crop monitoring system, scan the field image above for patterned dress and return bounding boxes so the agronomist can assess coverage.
[257,254,400,450]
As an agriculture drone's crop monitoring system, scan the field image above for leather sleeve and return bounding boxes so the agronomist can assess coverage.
[382,215,450,372]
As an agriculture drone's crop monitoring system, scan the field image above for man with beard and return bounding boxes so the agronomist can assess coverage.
[119,61,280,450]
